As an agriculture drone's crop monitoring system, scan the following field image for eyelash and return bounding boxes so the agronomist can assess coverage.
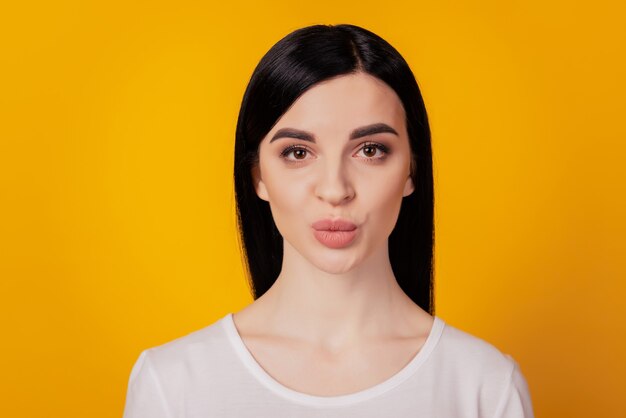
[279,142,390,164]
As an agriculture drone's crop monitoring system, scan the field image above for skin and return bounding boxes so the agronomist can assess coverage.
[233,71,435,396]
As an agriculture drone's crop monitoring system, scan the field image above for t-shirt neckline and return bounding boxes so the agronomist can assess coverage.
[220,311,445,407]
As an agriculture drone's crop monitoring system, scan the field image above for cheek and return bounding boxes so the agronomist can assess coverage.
[262,170,311,231]
[359,168,407,229]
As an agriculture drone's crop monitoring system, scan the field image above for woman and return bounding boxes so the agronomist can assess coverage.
[123,24,535,417]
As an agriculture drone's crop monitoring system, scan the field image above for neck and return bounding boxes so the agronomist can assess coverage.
[250,240,426,350]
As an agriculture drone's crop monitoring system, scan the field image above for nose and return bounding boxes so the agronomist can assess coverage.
[314,158,355,205]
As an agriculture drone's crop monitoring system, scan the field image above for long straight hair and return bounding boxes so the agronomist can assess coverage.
[233,24,435,315]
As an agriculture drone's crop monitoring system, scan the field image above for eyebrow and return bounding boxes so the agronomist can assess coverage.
[269,123,399,143]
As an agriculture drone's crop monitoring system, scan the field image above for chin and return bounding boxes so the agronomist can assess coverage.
[308,251,362,275]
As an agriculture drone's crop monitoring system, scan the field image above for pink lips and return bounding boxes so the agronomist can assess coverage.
[311,218,358,249]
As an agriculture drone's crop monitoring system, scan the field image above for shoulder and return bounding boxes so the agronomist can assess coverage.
[436,318,517,378]
[433,318,534,417]
[132,314,230,383]
[123,315,233,417]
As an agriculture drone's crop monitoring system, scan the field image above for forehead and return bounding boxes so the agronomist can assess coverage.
[272,72,406,136]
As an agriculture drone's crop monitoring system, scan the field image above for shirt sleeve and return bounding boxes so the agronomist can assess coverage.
[122,349,173,418]
[492,355,535,418]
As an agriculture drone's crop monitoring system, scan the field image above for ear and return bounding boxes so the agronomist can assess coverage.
[251,164,269,201]
[402,174,415,197]
[403,159,415,197]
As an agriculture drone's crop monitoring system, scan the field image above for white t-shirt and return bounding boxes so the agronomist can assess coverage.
[122,313,535,417]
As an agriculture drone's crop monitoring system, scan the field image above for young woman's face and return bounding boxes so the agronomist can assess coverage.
[252,72,415,273]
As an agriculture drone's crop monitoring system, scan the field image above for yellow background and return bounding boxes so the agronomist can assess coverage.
[1,1,624,417]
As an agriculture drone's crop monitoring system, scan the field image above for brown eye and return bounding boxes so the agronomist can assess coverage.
[280,145,312,163]
[362,145,377,157]
[356,142,390,160]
